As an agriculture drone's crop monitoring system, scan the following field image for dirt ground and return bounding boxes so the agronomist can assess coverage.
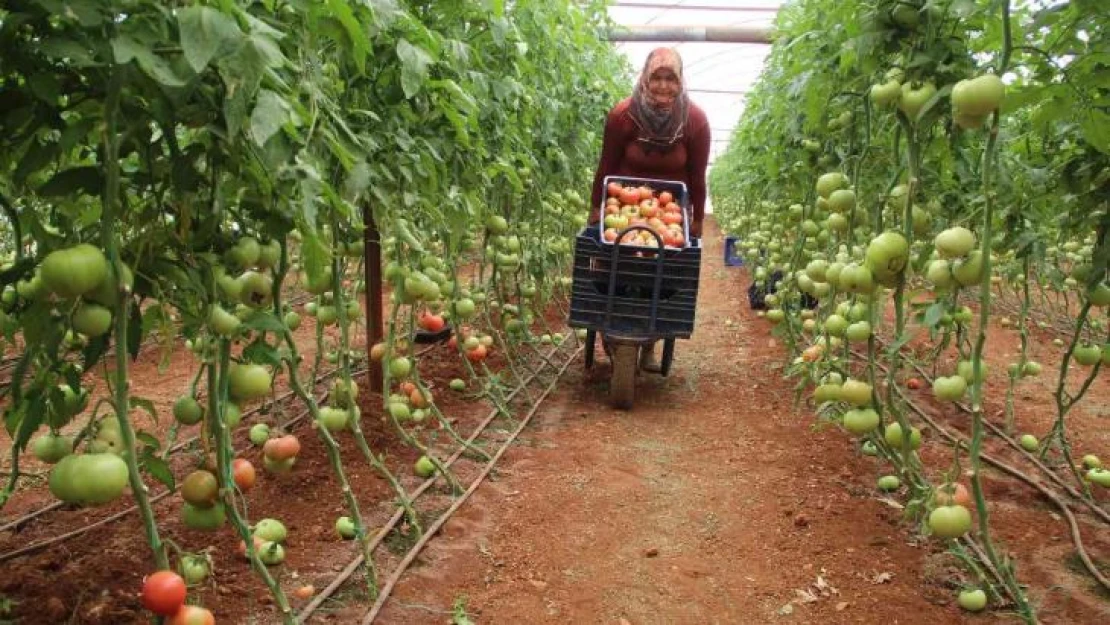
[1,219,1108,624]
[375,221,1110,625]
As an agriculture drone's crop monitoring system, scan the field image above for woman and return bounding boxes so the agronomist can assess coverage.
[589,47,711,372]
[590,47,711,238]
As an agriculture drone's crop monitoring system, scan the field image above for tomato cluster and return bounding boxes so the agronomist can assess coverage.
[601,182,687,249]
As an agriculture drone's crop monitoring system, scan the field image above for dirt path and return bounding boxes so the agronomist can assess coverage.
[377,222,996,625]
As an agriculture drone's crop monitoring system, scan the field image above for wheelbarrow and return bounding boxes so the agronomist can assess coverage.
[567,175,702,410]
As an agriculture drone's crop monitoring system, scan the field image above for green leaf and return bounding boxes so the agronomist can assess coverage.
[142,454,175,491]
[131,397,158,424]
[923,302,946,329]
[242,339,283,368]
[1079,109,1110,155]
[111,36,188,87]
[13,140,61,186]
[37,166,103,197]
[136,430,161,451]
[241,311,287,334]
[250,89,290,146]
[178,6,243,74]
[38,37,97,66]
[397,39,433,99]
[326,0,371,73]
[343,161,372,200]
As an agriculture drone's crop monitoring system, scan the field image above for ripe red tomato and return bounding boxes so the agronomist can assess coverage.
[607,182,623,198]
[232,458,256,491]
[419,312,445,332]
[618,188,640,206]
[169,605,215,625]
[659,191,674,205]
[906,377,924,390]
[466,344,488,363]
[141,570,187,616]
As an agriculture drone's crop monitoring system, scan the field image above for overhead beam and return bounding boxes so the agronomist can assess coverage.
[688,88,749,95]
[611,2,780,12]
[605,25,773,44]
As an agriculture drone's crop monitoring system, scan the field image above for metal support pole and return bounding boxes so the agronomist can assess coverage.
[605,25,772,44]
[362,206,384,393]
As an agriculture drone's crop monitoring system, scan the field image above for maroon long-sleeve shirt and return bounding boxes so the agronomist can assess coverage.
[589,97,711,227]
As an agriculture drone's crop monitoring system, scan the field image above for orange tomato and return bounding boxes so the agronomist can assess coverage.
[168,605,215,625]
[659,191,674,205]
[607,182,623,198]
[232,458,256,492]
[466,344,488,363]
[935,483,972,507]
[263,435,301,462]
[370,342,388,362]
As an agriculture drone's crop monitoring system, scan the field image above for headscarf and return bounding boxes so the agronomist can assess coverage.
[629,47,690,151]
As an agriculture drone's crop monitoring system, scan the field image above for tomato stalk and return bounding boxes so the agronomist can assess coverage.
[1003,256,1032,434]
[100,67,168,570]
[210,339,293,622]
[277,331,380,599]
[888,113,928,496]
[965,3,1032,617]
[322,235,422,535]
[1044,300,1102,492]
[382,257,461,497]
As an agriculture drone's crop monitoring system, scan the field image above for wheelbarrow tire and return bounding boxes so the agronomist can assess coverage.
[609,342,637,410]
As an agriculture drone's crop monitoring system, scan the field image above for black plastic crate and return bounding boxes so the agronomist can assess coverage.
[599,175,691,249]
[568,225,702,338]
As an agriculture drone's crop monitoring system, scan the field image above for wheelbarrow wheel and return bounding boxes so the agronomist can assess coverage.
[609,342,638,410]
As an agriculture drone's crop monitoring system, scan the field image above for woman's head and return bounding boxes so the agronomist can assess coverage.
[629,47,690,149]
[641,48,684,110]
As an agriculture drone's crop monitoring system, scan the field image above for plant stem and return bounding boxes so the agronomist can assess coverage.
[211,340,293,622]
[102,66,168,570]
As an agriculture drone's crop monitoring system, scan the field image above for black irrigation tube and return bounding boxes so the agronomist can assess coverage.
[0,365,355,563]
[873,337,1110,526]
[848,348,1110,593]
[297,337,580,623]
[0,292,392,533]
[361,344,580,623]
[0,337,441,558]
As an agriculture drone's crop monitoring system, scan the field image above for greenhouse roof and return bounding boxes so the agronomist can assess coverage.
[606,1,783,169]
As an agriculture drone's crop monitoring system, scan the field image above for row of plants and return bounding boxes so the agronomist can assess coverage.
[710,0,1108,621]
[0,0,626,622]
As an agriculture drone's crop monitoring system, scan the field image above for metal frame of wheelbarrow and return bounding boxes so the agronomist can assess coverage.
[582,225,677,409]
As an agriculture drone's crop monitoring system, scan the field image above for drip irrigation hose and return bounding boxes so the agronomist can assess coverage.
[876,337,1110,526]
[849,349,1110,594]
[296,339,578,622]
[0,364,364,562]
[361,344,580,624]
